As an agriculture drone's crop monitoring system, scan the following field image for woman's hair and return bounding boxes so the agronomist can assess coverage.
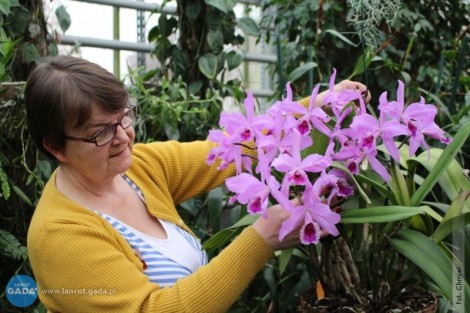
[25,55,129,159]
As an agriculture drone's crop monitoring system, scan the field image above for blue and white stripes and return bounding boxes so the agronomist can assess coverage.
[95,174,208,287]
[101,215,198,287]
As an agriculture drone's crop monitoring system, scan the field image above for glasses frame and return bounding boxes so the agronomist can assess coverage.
[64,105,137,147]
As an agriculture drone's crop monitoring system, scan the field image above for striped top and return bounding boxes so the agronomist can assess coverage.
[97,175,208,287]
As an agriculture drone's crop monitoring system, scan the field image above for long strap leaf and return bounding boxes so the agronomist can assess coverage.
[340,206,425,224]
[389,228,470,309]
[410,121,470,206]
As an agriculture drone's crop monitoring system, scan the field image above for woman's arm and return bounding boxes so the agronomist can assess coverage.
[29,218,274,313]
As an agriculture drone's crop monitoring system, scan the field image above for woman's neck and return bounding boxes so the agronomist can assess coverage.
[56,165,123,201]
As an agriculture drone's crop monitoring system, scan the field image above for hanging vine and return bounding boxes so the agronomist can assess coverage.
[348,0,402,49]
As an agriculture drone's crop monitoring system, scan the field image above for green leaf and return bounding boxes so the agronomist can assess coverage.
[0,229,28,260]
[340,206,425,224]
[208,187,224,233]
[389,228,470,306]
[225,51,243,71]
[172,49,189,72]
[201,228,239,251]
[154,38,170,64]
[8,6,29,36]
[0,63,7,81]
[205,0,236,14]
[420,203,444,222]
[0,0,11,16]
[55,5,71,33]
[12,184,32,206]
[0,165,10,200]
[324,29,357,46]
[147,26,160,42]
[202,214,258,251]
[355,172,395,202]
[287,62,318,83]
[410,121,470,206]
[189,81,203,94]
[207,29,224,54]
[390,164,410,206]
[158,14,171,37]
[237,17,260,37]
[21,43,39,65]
[0,37,14,60]
[349,47,375,79]
[278,248,294,275]
[409,148,470,211]
[198,53,218,79]
[433,190,470,243]
[433,212,470,243]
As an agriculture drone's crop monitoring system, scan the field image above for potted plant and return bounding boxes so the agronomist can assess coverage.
[203,69,470,312]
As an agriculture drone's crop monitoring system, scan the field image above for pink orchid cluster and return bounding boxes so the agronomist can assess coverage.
[207,70,451,245]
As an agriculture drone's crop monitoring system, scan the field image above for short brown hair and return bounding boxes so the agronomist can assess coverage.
[25,56,128,159]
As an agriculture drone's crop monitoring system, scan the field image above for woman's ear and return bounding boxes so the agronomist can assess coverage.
[43,138,67,163]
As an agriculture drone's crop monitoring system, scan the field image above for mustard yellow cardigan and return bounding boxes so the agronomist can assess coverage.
[27,140,275,313]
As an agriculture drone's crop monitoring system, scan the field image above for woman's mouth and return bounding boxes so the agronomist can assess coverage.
[110,147,127,158]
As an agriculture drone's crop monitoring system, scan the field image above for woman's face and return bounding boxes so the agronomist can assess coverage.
[58,104,135,183]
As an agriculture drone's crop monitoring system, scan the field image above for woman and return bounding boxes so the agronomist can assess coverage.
[26,56,368,312]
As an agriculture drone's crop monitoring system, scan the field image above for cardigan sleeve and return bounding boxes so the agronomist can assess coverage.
[131,140,239,205]
[29,219,273,313]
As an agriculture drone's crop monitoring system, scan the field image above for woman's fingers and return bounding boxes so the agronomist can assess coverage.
[335,80,371,103]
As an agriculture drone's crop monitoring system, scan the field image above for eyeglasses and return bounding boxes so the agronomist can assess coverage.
[65,105,137,147]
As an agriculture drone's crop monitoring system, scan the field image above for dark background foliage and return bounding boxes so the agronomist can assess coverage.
[0,0,468,312]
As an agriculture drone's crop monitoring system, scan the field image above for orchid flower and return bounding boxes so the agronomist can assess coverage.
[403,98,452,156]
[219,92,273,142]
[271,180,340,244]
[312,170,354,205]
[275,84,331,137]
[206,130,242,171]
[271,129,331,194]
[207,70,451,245]
[323,68,363,118]
[256,110,301,158]
[335,115,391,181]
[378,80,451,157]
[225,173,271,218]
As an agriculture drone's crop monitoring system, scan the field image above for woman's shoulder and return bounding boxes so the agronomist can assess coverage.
[28,176,109,245]
[132,140,213,157]
[130,140,214,174]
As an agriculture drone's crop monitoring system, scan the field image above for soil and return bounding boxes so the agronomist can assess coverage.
[297,285,438,313]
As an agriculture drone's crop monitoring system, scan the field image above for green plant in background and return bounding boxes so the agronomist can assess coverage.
[258,0,469,140]
[128,67,223,142]
[0,0,71,81]
[0,85,53,313]
[333,122,470,312]
[146,0,260,103]
[0,1,69,311]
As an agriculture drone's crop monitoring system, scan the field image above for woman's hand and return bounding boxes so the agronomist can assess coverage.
[252,203,300,250]
[252,199,330,250]
[315,79,371,107]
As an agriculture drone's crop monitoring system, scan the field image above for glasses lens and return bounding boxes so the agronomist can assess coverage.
[95,125,116,146]
[121,106,136,129]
